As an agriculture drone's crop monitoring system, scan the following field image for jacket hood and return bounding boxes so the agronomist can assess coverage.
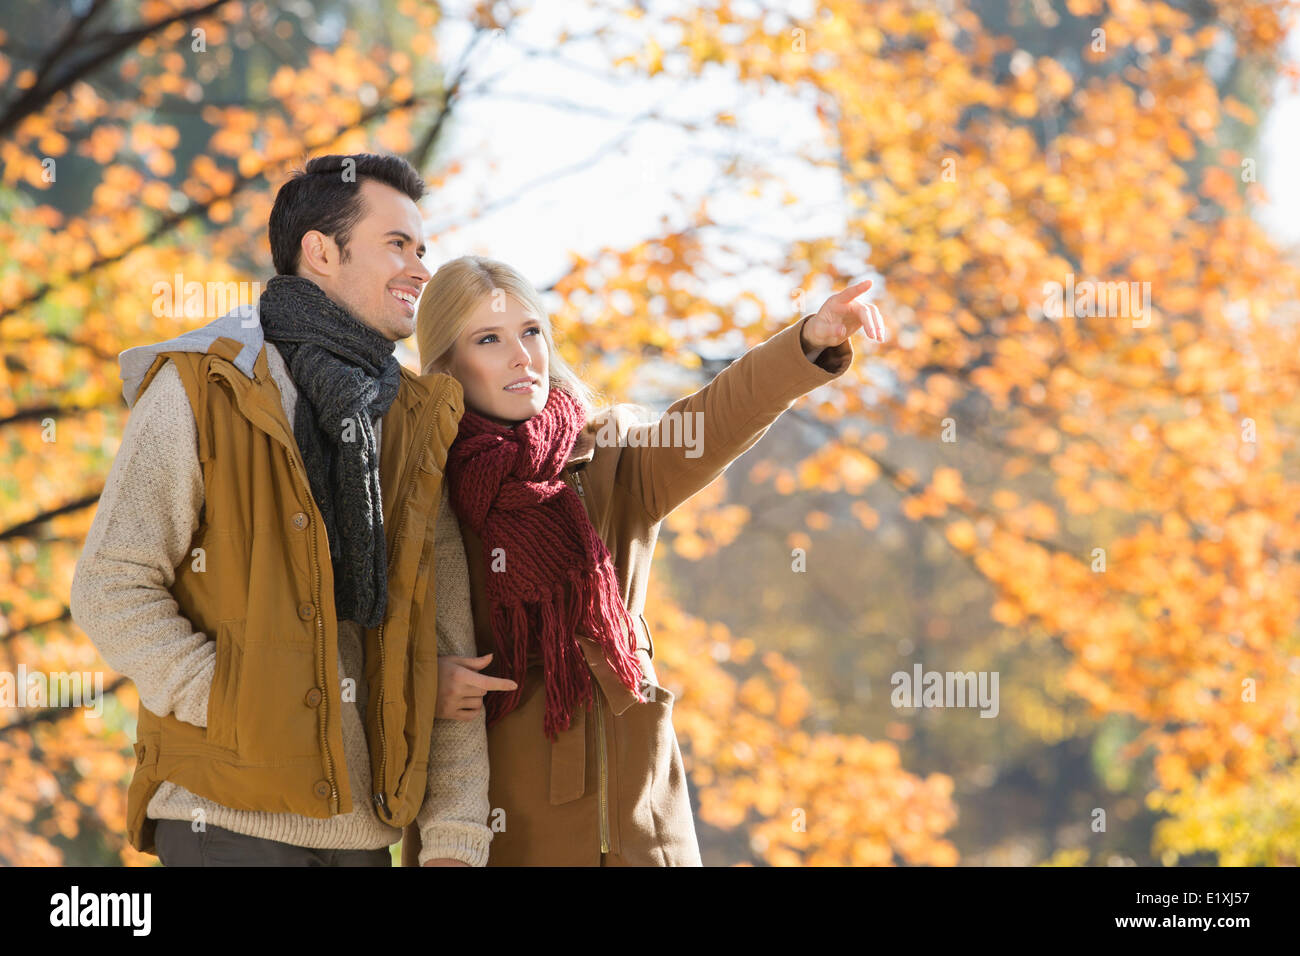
[119,303,264,408]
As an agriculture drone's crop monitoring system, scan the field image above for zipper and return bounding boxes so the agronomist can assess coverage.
[371,442,421,819]
[371,603,394,818]
[569,466,605,853]
[595,681,610,854]
[285,447,338,812]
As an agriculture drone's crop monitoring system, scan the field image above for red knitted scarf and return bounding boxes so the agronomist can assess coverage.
[445,384,644,741]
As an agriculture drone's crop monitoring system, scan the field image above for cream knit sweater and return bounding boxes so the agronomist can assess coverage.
[69,343,491,865]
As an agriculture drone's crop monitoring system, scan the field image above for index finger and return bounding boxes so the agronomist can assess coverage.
[463,671,519,692]
[835,277,873,302]
[442,654,492,668]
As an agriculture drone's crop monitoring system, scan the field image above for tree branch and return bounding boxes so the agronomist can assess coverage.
[0,0,233,141]
[0,402,113,429]
[0,86,448,324]
[0,676,129,736]
[0,492,101,542]
[406,23,492,170]
[1,608,73,644]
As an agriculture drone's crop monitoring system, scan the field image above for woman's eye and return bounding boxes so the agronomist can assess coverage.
[476,328,539,345]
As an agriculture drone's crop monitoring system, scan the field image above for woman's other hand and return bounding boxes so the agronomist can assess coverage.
[436,652,518,720]
[802,278,886,351]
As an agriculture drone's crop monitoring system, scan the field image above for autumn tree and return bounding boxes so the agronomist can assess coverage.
[553,0,1300,865]
[5,0,1296,868]
[1,0,955,867]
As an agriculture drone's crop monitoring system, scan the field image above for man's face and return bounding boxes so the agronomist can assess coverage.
[306,179,430,341]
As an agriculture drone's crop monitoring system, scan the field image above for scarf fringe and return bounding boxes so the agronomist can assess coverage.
[452,385,647,740]
[484,568,645,742]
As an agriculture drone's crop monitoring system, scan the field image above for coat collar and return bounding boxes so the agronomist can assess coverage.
[566,422,597,468]
[567,405,624,469]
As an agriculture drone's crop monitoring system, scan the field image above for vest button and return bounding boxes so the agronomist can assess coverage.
[298,602,315,621]
[304,687,323,707]
[313,780,330,800]
[292,512,308,530]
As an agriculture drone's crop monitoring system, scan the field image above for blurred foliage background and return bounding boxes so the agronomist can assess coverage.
[2,0,1299,866]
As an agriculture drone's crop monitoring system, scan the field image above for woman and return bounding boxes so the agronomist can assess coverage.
[403,256,883,865]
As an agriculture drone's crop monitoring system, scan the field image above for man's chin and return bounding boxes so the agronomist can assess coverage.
[373,312,414,342]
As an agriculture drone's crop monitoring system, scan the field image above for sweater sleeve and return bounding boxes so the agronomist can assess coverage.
[615,314,854,523]
[69,359,215,728]
[414,497,493,866]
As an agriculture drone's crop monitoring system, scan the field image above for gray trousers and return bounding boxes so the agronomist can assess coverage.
[154,819,392,867]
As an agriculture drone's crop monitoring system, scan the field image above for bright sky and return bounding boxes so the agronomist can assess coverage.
[414,2,841,343]
[1258,19,1300,245]
[399,2,1300,375]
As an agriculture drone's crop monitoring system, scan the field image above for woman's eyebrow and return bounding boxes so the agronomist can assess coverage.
[469,320,541,335]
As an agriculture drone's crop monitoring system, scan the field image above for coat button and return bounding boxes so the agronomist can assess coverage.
[292,512,308,530]
[313,780,330,799]
[304,687,322,707]
[298,602,315,620]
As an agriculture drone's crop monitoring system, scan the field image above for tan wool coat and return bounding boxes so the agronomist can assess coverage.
[403,315,853,865]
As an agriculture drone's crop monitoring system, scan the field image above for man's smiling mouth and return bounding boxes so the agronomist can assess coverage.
[390,288,417,312]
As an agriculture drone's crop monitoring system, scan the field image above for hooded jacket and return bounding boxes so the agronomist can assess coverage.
[71,303,468,855]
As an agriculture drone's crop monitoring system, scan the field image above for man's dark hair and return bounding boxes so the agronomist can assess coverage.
[268,153,426,275]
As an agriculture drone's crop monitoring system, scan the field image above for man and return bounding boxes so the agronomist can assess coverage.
[70,153,491,866]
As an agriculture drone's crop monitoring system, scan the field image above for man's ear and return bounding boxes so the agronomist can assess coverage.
[299,230,340,278]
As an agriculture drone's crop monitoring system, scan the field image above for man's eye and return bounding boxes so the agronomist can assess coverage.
[391,240,403,247]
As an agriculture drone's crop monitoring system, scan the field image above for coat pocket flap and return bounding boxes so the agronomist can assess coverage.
[576,635,641,717]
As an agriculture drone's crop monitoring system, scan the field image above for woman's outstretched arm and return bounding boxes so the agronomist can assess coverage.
[613,278,883,523]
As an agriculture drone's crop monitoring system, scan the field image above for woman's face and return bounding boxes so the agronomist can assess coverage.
[445,294,550,426]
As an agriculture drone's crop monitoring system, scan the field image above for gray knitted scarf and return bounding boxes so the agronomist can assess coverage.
[258,275,402,629]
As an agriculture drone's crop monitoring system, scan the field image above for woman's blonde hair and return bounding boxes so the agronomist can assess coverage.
[416,255,601,420]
